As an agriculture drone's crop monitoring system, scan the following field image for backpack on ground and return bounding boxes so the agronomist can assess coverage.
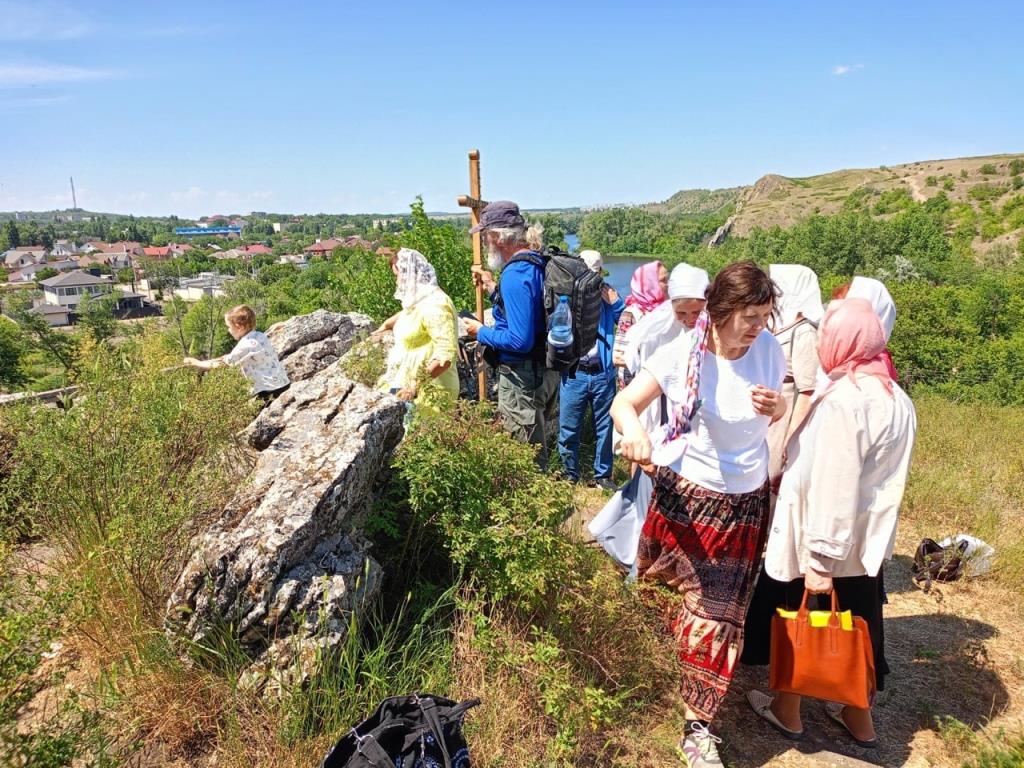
[321,692,480,768]
[501,247,605,375]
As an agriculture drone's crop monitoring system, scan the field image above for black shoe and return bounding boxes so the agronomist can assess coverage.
[594,477,618,492]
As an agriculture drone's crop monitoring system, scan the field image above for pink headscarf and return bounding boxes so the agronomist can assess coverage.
[625,261,666,314]
[818,298,894,397]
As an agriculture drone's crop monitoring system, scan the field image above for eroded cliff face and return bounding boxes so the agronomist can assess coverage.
[165,311,402,692]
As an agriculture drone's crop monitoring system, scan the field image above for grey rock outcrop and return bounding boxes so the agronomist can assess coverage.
[267,309,374,382]
[166,312,403,691]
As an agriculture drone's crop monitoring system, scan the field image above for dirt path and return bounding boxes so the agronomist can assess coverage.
[571,493,1023,767]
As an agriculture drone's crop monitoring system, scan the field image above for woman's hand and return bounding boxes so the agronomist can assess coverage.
[462,318,482,338]
[425,359,450,378]
[804,568,833,594]
[751,385,783,420]
[602,285,619,304]
[396,388,417,402]
[619,426,653,465]
[612,351,626,368]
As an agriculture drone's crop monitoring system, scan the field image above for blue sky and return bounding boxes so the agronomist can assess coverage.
[1,0,1022,218]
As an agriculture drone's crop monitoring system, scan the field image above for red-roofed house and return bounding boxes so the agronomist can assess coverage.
[303,238,343,258]
[242,244,272,256]
[143,246,171,260]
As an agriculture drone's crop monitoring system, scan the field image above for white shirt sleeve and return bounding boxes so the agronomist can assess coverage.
[223,337,259,366]
[804,396,869,566]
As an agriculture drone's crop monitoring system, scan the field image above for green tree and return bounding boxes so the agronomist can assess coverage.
[3,221,19,250]
[76,293,118,344]
[6,295,76,373]
[33,267,59,284]
[0,317,26,388]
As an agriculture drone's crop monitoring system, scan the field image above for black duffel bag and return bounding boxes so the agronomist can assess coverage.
[321,693,480,768]
[911,537,970,591]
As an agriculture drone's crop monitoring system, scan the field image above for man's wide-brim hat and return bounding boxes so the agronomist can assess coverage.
[469,200,525,234]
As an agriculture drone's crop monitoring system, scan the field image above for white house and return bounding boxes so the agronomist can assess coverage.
[39,270,114,310]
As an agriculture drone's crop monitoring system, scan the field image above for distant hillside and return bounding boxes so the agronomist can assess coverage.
[658,153,1024,254]
[0,208,124,223]
[645,187,744,216]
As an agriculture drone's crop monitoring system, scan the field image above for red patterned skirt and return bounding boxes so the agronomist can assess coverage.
[637,467,769,720]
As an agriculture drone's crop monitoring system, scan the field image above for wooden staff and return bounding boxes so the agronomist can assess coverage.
[457,149,489,401]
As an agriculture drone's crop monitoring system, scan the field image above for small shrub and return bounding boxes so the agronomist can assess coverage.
[961,169,969,179]
[1013,175,1023,191]
[969,183,1009,202]
[396,402,577,608]
[339,335,388,388]
[980,163,999,176]
[926,175,938,187]
[944,177,956,191]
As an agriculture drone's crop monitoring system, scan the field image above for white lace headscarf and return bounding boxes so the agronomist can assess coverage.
[394,247,439,309]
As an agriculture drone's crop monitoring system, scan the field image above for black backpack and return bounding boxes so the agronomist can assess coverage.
[321,693,480,768]
[493,247,605,375]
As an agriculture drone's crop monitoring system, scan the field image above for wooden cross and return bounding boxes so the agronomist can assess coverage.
[457,149,489,401]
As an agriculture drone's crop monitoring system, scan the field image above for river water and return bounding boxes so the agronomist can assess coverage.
[564,233,653,299]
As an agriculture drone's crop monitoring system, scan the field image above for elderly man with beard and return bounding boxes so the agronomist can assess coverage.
[462,200,560,468]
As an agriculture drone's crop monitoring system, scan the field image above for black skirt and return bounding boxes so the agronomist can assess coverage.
[740,565,889,691]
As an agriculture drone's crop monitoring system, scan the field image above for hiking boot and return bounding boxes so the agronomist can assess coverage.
[678,722,723,768]
[594,476,618,492]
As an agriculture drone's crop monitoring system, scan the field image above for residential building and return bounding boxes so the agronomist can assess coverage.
[143,246,171,260]
[173,272,234,301]
[3,247,48,271]
[28,303,73,327]
[40,270,114,310]
[303,238,343,258]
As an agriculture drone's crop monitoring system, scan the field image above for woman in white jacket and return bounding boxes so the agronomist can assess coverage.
[745,298,917,749]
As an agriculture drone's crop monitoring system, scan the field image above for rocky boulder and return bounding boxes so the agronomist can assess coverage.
[166,312,403,691]
[267,309,374,382]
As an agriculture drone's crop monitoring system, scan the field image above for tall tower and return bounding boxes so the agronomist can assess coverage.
[70,176,78,210]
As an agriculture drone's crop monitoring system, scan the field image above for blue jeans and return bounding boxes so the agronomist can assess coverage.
[558,368,617,481]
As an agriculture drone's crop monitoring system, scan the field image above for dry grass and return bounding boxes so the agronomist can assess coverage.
[902,394,1024,590]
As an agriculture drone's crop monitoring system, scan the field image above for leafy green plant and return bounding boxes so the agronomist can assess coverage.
[980,163,999,176]
[395,402,577,608]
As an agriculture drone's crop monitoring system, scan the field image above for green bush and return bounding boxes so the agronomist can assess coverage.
[1010,158,1024,176]
[395,402,577,608]
[980,163,999,176]
[970,183,1009,202]
[0,334,255,615]
[926,175,938,187]
[944,177,956,191]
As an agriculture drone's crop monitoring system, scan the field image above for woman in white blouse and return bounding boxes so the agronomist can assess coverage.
[611,261,786,766]
[745,298,917,749]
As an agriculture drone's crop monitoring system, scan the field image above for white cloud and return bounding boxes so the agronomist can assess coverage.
[0,1,94,40]
[170,186,209,203]
[832,64,865,76]
[0,63,116,88]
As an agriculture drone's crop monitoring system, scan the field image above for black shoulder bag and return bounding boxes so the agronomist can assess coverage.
[321,693,481,768]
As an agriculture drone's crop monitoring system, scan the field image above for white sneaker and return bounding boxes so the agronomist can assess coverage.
[678,722,724,767]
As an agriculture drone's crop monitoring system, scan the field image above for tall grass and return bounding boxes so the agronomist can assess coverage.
[902,395,1024,590]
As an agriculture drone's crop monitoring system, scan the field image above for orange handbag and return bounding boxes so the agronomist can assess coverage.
[768,589,876,709]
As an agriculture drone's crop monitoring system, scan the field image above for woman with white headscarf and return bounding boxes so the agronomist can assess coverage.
[590,263,709,572]
[766,265,825,485]
[624,263,710,435]
[376,248,460,406]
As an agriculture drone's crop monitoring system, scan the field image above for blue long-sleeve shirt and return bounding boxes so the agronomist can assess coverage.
[477,258,546,364]
[596,296,626,371]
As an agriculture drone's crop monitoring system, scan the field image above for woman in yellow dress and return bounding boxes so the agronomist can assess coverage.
[376,247,459,409]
